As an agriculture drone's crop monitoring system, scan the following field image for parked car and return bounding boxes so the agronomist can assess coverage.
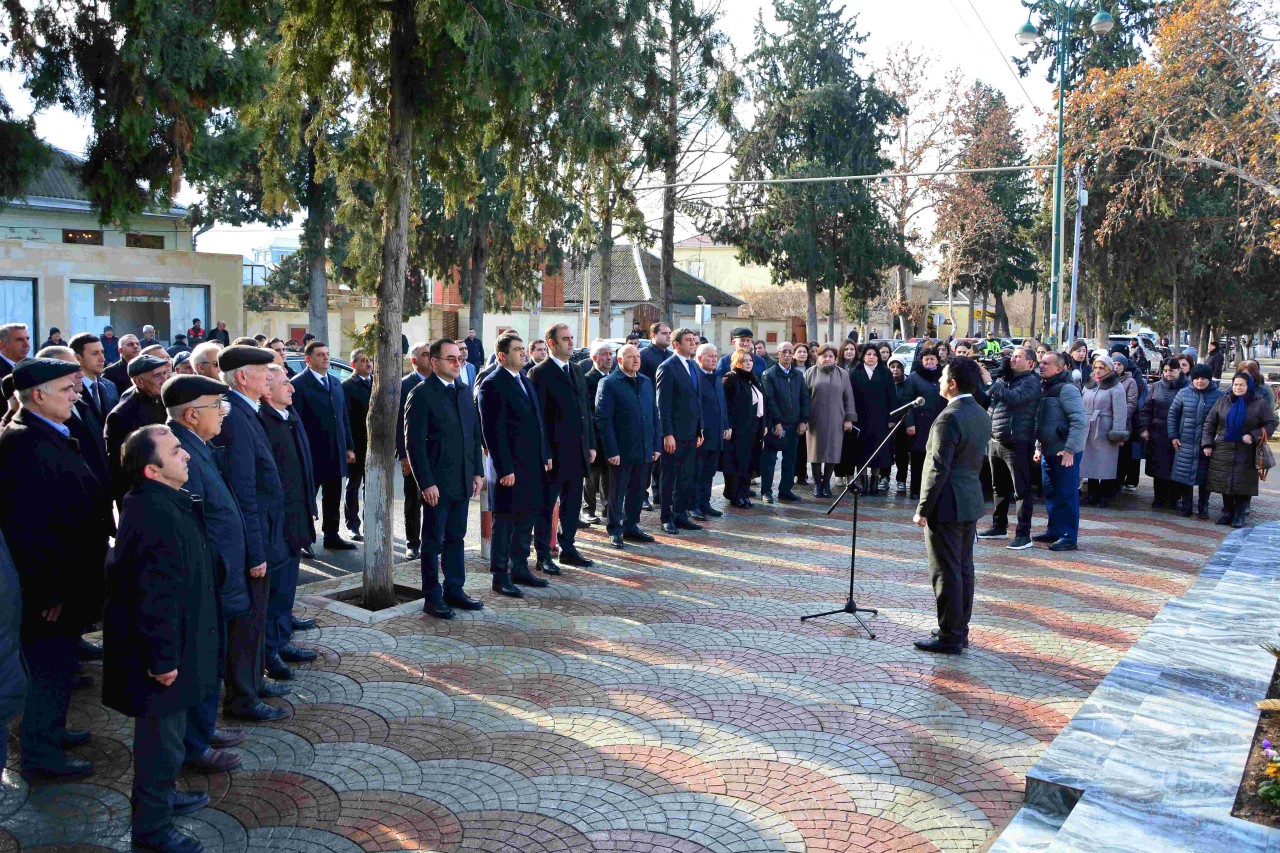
[284,354,354,382]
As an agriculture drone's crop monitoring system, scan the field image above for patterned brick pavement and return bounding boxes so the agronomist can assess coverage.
[4,476,1279,852]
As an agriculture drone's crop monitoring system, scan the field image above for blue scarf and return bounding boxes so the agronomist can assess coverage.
[1224,374,1254,442]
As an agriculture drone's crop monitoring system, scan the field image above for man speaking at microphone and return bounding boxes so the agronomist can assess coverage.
[912,358,991,655]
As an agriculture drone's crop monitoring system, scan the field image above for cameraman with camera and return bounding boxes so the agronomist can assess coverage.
[976,346,1042,550]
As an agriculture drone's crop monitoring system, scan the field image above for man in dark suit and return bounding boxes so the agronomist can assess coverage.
[165,375,251,774]
[39,343,111,490]
[70,332,120,422]
[639,322,672,508]
[0,322,32,379]
[581,341,614,524]
[759,341,810,503]
[405,339,484,618]
[260,365,319,679]
[595,344,662,549]
[103,425,217,852]
[290,340,356,550]
[103,333,141,395]
[104,354,171,507]
[655,327,704,534]
[693,343,729,520]
[476,335,552,597]
[463,328,485,370]
[0,358,112,780]
[529,322,596,573]
[397,342,431,558]
[213,345,289,722]
[341,348,372,541]
[912,357,992,654]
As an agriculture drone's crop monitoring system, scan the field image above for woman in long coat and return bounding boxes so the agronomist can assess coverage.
[847,343,896,496]
[804,344,857,498]
[901,346,945,497]
[1167,363,1224,517]
[1081,355,1129,507]
[1139,357,1187,508]
[722,350,766,508]
[1203,372,1277,527]
[1111,353,1143,490]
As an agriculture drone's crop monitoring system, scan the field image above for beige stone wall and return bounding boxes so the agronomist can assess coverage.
[0,207,190,249]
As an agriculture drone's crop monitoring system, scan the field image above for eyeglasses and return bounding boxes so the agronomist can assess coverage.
[189,401,232,415]
[435,355,463,364]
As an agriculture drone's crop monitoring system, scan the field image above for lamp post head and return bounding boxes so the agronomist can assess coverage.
[1015,19,1039,46]
[1090,9,1115,35]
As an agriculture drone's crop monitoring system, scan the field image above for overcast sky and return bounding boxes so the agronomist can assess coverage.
[1,0,1059,261]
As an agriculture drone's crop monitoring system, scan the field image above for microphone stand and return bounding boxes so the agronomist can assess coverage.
[800,412,914,638]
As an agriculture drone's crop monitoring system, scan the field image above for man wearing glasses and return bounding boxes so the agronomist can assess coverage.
[164,375,253,773]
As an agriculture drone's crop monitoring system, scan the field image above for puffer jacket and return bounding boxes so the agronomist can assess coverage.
[1202,392,1278,497]
[985,365,1041,444]
[1139,375,1187,480]
[1036,371,1086,457]
[1167,382,1224,487]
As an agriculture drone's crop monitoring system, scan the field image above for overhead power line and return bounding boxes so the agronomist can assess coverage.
[959,0,1041,113]
[634,163,1054,193]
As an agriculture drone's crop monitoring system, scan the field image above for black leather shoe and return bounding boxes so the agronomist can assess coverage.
[171,789,211,815]
[291,616,317,631]
[511,567,549,588]
[323,537,358,551]
[777,492,801,502]
[914,637,963,654]
[132,826,204,853]
[623,529,655,543]
[349,532,364,541]
[424,601,454,620]
[491,573,524,598]
[1232,509,1248,529]
[62,729,92,747]
[78,638,103,660]
[674,517,703,531]
[976,526,1007,539]
[538,557,563,575]
[23,757,95,782]
[299,546,315,559]
[610,533,625,549]
[1048,540,1078,552]
[641,499,654,511]
[209,728,246,749]
[184,747,242,773]
[405,542,421,559]
[258,680,290,699]
[558,551,594,568]
[1031,532,1058,543]
[929,629,970,648]
[444,592,484,611]
[1216,511,1234,525]
[687,510,707,522]
[225,701,289,722]
[265,654,293,680]
[761,493,774,504]
[279,644,318,663]
[701,506,724,518]
[662,521,678,534]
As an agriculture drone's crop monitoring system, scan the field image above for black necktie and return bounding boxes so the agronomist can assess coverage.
[95,380,106,416]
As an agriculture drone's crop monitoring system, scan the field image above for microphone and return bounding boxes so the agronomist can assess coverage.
[890,397,925,418]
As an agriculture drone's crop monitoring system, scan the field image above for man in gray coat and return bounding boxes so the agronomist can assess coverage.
[1032,351,1087,551]
[912,358,991,654]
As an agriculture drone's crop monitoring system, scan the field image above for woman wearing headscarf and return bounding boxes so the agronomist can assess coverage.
[721,350,767,508]
[847,343,896,496]
[1206,339,1226,380]
[1140,358,1187,508]
[1168,363,1224,517]
[792,343,811,484]
[1111,353,1145,491]
[1203,371,1277,527]
[1081,354,1129,507]
[804,344,857,498]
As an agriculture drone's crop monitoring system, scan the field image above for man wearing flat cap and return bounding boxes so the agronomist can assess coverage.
[105,354,172,507]
[716,328,763,378]
[212,345,289,722]
[0,358,113,780]
[164,375,252,773]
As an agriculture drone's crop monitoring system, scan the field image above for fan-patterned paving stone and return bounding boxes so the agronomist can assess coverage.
[330,791,463,851]
[302,743,424,794]
[262,702,391,746]
[205,771,340,829]
[454,810,595,853]
[381,717,493,763]
[174,804,250,853]
[353,681,455,720]
[411,761,539,814]
[241,826,365,853]
[584,830,718,853]
[228,726,316,773]
[1,784,130,850]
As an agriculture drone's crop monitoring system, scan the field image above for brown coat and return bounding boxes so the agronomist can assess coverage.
[1202,393,1277,497]
[805,365,857,464]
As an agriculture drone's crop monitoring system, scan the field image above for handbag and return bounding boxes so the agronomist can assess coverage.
[1259,429,1275,480]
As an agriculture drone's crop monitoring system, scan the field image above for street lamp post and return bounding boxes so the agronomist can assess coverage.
[1016,3,1114,346]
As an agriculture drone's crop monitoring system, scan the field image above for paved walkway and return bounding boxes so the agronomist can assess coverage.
[3,472,1279,852]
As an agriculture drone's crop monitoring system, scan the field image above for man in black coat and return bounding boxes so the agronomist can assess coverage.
[71,332,121,423]
[103,425,217,852]
[405,339,484,618]
[595,344,662,548]
[0,358,112,780]
[290,340,356,551]
[105,354,171,507]
[639,322,672,506]
[693,343,729,520]
[40,343,112,491]
[341,348,373,541]
[103,333,142,395]
[209,321,231,347]
[581,342,615,524]
[0,528,27,774]
[165,375,251,774]
[477,335,552,597]
[912,358,991,654]
[260,365,319,678]
[397,341,432,558]
[529,322,596,573]
[655,328,704,534]
[463,327,485,370]
[213,345,289,723]
[759,342,811,503]
[976,347,1042,550]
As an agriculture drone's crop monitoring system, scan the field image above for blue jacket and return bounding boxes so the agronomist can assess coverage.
[170,421,250,617]
[1167,382,1224,487]
[696,368,729,453]
[214,392,287,568]
[595,370,662,465]
[291,369,354,482]
[639,344,672,383]
[761,364,811,428]
[0,527,27,725]
[656,353,703,442]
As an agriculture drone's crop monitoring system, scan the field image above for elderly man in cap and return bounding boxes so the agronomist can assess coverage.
[213,345,289,722]
[716,327,763,378]
[104,332,142,394]
[0,357,112,780]
[164,374,251,774]
[105,354,172,507]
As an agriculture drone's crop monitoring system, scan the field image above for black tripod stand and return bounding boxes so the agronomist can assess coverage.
[800,414,913,638]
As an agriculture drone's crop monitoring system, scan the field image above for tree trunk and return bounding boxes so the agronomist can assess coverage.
[598,206,613,340]
[1029,279,1038,342]
[947,280,955,334]
[993,290,1008,337]
[304,138,329,345]
[466,216,487,342]
[895,265,909,339]
[806,277,818,343]
[659,12,679,325]
[827,284,835,343]
[363,0,416,610]
[1170,276,1179,352]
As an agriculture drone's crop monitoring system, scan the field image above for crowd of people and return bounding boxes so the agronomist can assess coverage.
[0,313,1276,852]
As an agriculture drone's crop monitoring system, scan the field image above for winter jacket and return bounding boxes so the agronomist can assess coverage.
[1202,393,1277,497]
[1036,371,1086,457]
[1167,382,1224,487]
[903,366,946,454]
[1080,374,1128,480]
[1139,375,1186,481]
[761,364,811,428]
[984,365,1041,445]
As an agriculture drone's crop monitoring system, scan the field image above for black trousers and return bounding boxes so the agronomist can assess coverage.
[893,434,911,484]
[759,426,800,497]
[536,468,584,559]
[491,511,535,574]
[132,710,187,838]
[344,463,365,534]
[909,450,926,496]
[925,518,976,645]
[18,634,78,771]
[316,478,343,538]
[660,438,698,522]
[266,554,300,661]
[607,462,649,536]
[989,440,1035,537]
[403,470,423,549]
[422,497,468,601]
[223,573,268,715]
[695,446,719,512]
[584,464,610,516]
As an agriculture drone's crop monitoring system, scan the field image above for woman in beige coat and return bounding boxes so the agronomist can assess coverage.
[1081,354,1129,507]
[805,344,857,498]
